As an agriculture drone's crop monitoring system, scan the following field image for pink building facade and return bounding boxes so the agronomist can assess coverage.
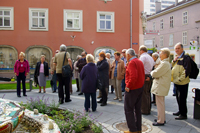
[144,0,200,67]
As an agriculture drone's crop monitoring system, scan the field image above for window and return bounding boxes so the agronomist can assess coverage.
[153,22,156,30]
[183,11,188,25]
[150,4,155,7]
[64,10,83,32]
[160,19,164,30]
[182,31,187,45]
[169,34,173,46]
[150,9,155,12]
[29,8,48,31]
[0,7,14,30]
[97,11,115,33]
[170,16,173,28]
[150,0,155,2]
[160,36,164,47]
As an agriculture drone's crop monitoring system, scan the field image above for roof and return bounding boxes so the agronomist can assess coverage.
[147,0,200,20]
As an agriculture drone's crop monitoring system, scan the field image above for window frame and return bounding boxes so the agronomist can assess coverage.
[63,9,83,32]
[0,7,14,30]
[160,19,164,30]
[29,8,49,31]
[160,35,164,47]
[182,11,188,25]
[182,31,187,45]
[97,11,115,33]
[170,15,174,28]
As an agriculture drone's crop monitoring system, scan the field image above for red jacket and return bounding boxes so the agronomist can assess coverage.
[125,58,145,90]
[14,60,30,76]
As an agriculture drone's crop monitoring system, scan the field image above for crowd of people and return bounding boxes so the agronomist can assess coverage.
[14,42,194,133]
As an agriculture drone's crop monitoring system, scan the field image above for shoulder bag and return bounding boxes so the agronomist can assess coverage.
[62,52,72,78]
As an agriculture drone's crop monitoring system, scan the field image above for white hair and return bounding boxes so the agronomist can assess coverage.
[126,48,136,56]
[19,52,25,57]
[60,44,67,52]
[86,54,94,63]
[152,53,159,58]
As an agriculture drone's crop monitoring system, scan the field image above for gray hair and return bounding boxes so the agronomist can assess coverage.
[174,42,183,49]
[152,53,159,58]
[86,54,94,63]
[126,48,136,56]
[76,55,81,60]
[106,53,111,56]
[60,44,67,52]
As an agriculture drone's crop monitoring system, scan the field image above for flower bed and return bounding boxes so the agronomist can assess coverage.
[20,95,103,133]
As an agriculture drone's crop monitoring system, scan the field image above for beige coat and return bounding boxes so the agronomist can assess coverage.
[151,58,171,96]
[111,59,125,80]
[154,58,161,69]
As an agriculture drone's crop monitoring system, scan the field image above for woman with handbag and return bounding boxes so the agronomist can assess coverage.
[97,52,109,106]
[14,52,30,97]
[53,44,72,104]
[34,55,49,93]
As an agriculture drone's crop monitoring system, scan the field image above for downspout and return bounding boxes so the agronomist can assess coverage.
[130,0,132,48]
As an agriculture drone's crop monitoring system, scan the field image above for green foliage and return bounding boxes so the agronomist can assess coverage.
[147,47,157,53]
[91,124,103,133]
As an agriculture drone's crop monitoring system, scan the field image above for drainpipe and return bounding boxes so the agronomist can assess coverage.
[130,0,132,48]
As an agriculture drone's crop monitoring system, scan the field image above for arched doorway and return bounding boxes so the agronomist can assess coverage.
[0,45,18,69]
[94,46,116,61]
[66,46,85,63]
[25,46,52,68]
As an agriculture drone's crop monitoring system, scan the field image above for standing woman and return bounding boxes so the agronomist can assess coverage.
[97,52,109,106]
[14,52,30,97]
[74,55,81,92]
[34,55,49,93]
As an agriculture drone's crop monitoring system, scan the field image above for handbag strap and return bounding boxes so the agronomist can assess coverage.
[62,52,66,66]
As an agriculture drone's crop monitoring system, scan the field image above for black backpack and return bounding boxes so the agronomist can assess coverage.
[185,55,199,79]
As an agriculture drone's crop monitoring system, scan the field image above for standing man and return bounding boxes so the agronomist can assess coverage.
[74,55,81,92]
[77,51,87,95]
[124,48,145,133]
[121,49,127,93]
[139,45,154,115]
[171,43,191,120]
[106,53,114,93]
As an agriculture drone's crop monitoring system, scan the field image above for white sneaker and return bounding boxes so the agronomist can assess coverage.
[113,97,118,100]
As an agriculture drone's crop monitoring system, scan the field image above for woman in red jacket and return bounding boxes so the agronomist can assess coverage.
[14,52,30,97]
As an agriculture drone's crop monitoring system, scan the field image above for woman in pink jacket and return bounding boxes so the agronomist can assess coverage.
[14,52,30,97]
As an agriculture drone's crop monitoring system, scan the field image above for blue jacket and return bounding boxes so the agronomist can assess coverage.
[80,63,98,93]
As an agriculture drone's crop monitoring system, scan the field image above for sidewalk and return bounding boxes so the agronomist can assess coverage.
[0,77,200,133]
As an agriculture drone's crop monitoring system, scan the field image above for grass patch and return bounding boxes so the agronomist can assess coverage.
[0,80,76,90]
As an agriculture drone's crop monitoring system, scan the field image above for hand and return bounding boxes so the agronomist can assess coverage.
[26,72,29,76]
[126,62,129,67]
[111,65,114,69]
[125,87,130,92]
[51,71,54,75]
[145,77,150,81]
[46,76,48,77]
[173,56,179,62]
[15,73,17,75]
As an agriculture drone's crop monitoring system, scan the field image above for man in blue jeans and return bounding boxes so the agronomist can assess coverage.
[121,49,127,92]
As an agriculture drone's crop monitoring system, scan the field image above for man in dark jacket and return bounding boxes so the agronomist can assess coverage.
[77,51,87,95]
[97,52,109,106]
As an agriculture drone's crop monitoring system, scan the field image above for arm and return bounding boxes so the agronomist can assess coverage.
[178,56,191,81]
[126,62,138,88]
[46,62,49,76]
[97,61,108,71]
[80,66,86,80]
[68,58,73,70]
[14,61,17,73]
[151,62,169,78]
[34,63,38,77]
[121,61,125,75]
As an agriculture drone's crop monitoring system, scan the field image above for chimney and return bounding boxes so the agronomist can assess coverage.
[155,1,161,13]
[175,0,178,6]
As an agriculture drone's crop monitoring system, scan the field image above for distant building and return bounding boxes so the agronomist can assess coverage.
[0,0,143,69]
[144,0,200,67]
[144,0,176,15]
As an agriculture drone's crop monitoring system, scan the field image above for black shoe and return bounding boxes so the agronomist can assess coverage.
[173,94,176,96]
[23,94,27,97]
[175,115,187,120]
[92,110,96,112]
[111,91,113,94]
[59,100,64,104]
[151,101,155,104]
[52,90,56,93]
[142,113,150,115]
[43,91,46,93]
[78,92,83,95]
[154,119,166,124]
[173,112,180,116]
[152,122,165,126]
[76,90,79,92]
[17,95,21,97]
[97,100,103,103]
[38,91,41,93]
[65,99,72,102]
[100,103,107,106]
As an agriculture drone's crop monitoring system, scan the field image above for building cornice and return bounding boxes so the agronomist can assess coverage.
[147,0,200,21]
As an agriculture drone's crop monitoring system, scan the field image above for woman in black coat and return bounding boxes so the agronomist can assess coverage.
[34,55,49,93]
[97,52,109,106]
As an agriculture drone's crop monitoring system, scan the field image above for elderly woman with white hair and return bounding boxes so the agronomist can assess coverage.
[80,54,98,112]
[34,55,49,93]
[54,44,72,104]
[150,48,171,126]
[14,52,30,97]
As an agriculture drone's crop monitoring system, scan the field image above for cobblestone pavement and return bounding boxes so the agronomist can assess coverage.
[0,76,200,133]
